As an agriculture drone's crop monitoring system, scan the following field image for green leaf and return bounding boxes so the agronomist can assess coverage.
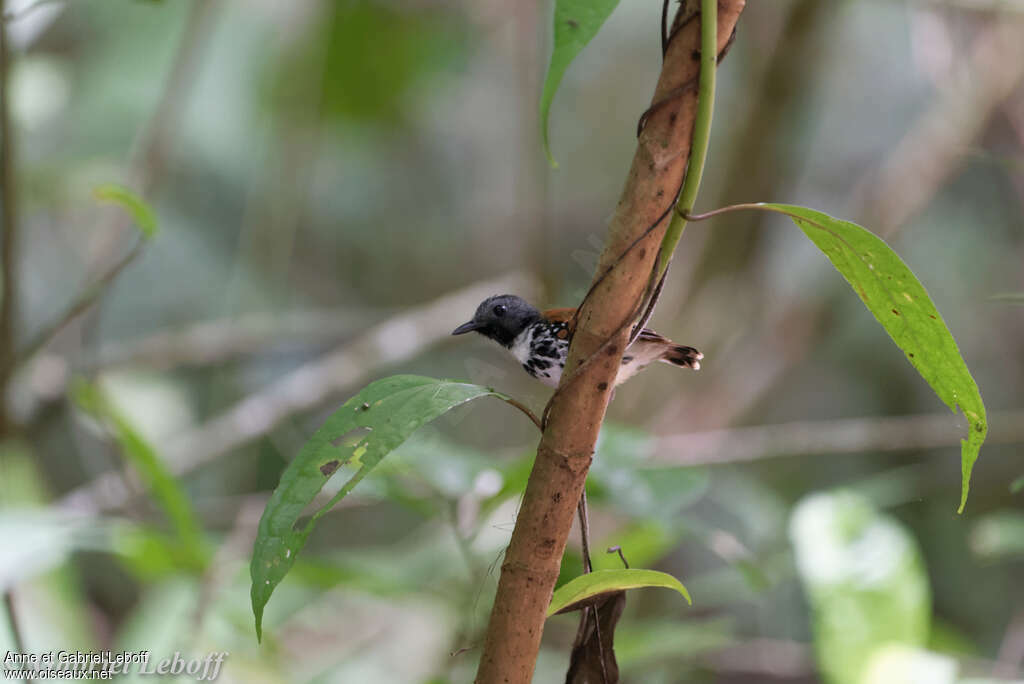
[1011,475,1024,494]
[790,491,930,684]
[272,2,465,127]
[548,569,691,617]
[112,525,208,578]
[539,0,620,167]
[250,375,510,641]
[93,184,158,238]
[765,204,987,513]
[72,381,206,557]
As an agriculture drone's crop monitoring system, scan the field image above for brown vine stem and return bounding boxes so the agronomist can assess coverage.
[473,2,746,681]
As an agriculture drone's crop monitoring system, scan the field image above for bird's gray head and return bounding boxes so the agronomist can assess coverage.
[451,294,541,347]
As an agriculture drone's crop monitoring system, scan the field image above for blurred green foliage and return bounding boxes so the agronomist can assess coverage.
[270,1,467,126]
[791,491,930,684]
[2,0,1022,682]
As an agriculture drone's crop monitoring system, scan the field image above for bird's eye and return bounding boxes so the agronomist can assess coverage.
[493,304,508,317]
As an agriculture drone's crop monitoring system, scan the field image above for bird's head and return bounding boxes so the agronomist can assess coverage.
[451,294,541,347]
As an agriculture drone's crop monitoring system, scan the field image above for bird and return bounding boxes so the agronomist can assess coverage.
[451,294,702,388]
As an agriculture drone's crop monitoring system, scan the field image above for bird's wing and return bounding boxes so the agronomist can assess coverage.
[541,307,576,332]
[634,328,671,344]
[539,312,670,343]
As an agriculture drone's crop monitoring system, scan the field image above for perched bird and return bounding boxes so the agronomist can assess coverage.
[451,294,702,388]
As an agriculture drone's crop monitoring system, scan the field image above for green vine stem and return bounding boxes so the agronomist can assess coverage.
[655,0,718,279]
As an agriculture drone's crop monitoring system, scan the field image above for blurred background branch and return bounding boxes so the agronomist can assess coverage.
[0,0,1021,681]
[17,0,217,370]
[856,14,1024,235]
[59,272,539,515]
[654,408,1024,466]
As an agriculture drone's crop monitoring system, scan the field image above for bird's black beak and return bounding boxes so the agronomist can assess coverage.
[451,321,478,335]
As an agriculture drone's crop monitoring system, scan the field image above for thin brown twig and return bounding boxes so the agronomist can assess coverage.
[607,546,629,569]
[628,261,668,346]
[498,395,543,432]
[577,489,592,573]
[3,590,24,653]
[575,489,608,682]
[682,202,767,221]
[660,0,670,56]
[15,241,143,368]
[637,80,698,137]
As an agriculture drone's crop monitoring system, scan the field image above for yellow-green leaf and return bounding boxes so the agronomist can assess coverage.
[93,184,158,238]
[548,568,691,617]
[764,204,986,512]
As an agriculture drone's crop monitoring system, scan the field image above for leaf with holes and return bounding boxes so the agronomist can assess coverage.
[548,569,691,617]
[250,375,511,641]
[93,184,158,238]
[765,204,987,512]
[540,0,620,167]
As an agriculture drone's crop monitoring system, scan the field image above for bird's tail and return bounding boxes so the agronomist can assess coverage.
[660,345,703,370]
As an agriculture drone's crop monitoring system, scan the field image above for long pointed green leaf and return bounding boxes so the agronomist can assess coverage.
[764,204,986,512]
[72,381,207,559]
[548,568,691,617]
[250,375,510,641]
[540,0,620,168]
